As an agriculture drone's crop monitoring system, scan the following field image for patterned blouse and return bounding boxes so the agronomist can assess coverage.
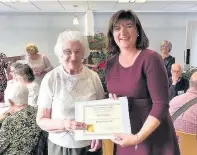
[0,53,8,92]
[0,105,41,155]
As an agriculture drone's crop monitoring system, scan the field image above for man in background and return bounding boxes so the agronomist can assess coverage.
[169,64,189,100]
[169,71,197,134]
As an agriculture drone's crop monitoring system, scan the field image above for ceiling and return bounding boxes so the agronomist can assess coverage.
[1,0,197,13]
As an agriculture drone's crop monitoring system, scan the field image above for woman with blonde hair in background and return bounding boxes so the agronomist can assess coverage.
[25,43,53,84]
[160,40,175,78]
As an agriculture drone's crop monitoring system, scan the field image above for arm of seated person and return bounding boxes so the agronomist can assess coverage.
[0,117,12,154]
[0,110,10,123]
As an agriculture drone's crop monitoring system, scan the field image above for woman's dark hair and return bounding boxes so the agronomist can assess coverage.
[14,63,35,83]
[107,10,149,55]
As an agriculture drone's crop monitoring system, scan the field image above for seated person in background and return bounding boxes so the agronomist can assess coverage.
[169,64,189,100]
[13,63,39,107]
[4,62,22,106]
[169,71,197,134]
[0,82,41,155]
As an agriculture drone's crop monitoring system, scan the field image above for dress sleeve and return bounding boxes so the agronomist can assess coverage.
[144,52,169,122]
[37,73,53,109]
[43,55,53,73]
[0,117,12,154]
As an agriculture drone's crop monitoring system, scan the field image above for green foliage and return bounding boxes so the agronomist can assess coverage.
[182,69,197,80]
[87,32,107,50]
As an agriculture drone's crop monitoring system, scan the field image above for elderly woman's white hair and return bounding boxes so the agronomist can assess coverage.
[54,30,90,61]
[5,82,29,105]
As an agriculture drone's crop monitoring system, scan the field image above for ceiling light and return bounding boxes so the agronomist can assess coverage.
[73,15,79,25]
[118,0,130,3]
[135,0,147,3]
[73,5,79,25]
[130,0,135,2]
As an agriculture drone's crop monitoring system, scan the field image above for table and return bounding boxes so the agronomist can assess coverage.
[0,107,9,115]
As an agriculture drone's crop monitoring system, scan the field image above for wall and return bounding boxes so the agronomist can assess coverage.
[94,12,197,67]
[0,13,85,66]
[1,12,197,67]
[187,21,197,68]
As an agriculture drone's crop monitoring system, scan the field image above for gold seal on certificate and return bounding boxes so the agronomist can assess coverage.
[75,97,131,140]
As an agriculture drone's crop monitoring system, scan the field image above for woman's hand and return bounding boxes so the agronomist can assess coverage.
[111,133,139,147]
[34,70,43,76]
[89,140,102,152]
[63,120,87,131]
[108,93,118,100]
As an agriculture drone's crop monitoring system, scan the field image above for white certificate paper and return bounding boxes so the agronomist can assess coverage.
[75,97,131,140]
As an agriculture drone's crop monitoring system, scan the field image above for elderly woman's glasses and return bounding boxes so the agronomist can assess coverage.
[62,49,82,57]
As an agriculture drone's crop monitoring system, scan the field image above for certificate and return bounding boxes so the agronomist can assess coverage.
[75,97,131,140]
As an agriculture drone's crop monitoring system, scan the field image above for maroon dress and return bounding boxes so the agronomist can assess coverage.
[105,49,180,155]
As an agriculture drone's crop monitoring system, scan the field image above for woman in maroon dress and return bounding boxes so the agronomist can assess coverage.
[105,10,180,155]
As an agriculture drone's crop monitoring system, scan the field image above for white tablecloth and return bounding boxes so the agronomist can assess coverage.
[0,107,9,115]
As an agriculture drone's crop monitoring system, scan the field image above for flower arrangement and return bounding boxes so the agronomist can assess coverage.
[182,68,197,80]
[86,32,109,92]
[87,32,107,50]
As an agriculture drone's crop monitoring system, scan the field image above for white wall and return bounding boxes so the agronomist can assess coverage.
[187,21,197,68]
[0,13,85,66]
[1,12,197,67]
[94,12,197,67]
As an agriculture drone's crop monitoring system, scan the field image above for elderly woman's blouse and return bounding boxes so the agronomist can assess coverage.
[37,65,105,148]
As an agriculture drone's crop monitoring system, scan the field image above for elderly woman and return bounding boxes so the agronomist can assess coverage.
[160,40,175,77]
[25,43,53,85]
[0,82,41,155]
[105,10,180,155]
[13,63,39,107]
[36,31,105,155]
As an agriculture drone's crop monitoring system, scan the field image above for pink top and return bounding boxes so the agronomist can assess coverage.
[169,88,197,134]
[27,55,53,85]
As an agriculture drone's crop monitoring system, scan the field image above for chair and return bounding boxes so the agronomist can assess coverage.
[176,130,197,155]
[102,140,114,155]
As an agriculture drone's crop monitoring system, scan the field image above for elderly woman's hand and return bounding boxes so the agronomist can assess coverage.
[108,93,118,100]
[89,140,102,152]
[63,120,87,131]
